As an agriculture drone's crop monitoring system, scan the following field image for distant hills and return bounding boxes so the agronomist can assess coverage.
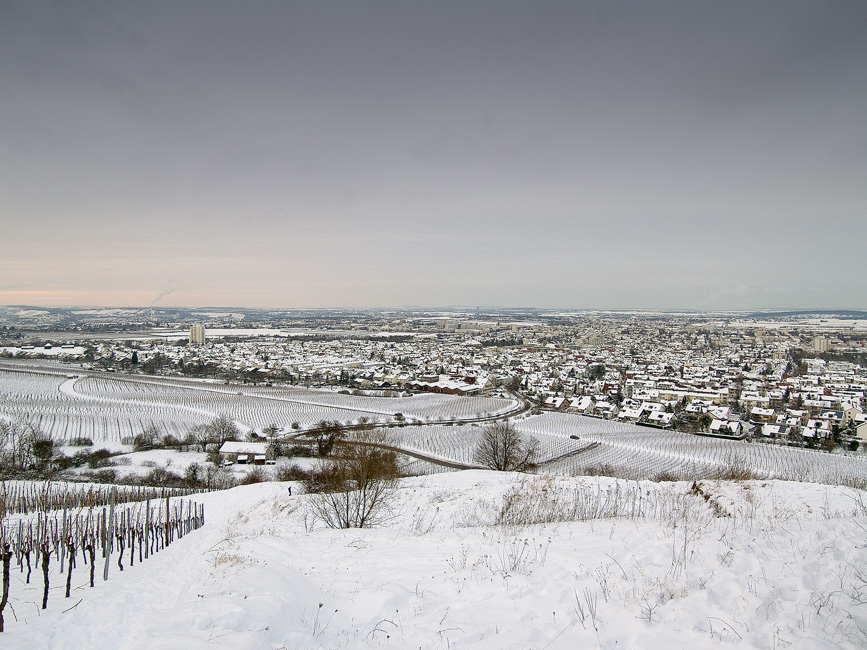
[747,309,867,319]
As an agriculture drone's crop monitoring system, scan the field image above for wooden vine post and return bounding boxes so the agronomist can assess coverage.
[103,487,116,581]
[65,541,74,598]
[144,499,150,559]
[0,480,206,630]
[41,543,50,610]
[0,543,11,632]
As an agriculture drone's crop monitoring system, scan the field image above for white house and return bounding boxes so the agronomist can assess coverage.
[218,441,268,465]
[646,411,674,427]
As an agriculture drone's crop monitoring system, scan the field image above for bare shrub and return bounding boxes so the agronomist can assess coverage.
[496,477,657,527]
[581,465,619,478]
[286,444,315,458]
[31,433,55,470]
[87,468,117,483]
[838,474,867,490]
[162,434,180,447]
[85,448,114,469]
[275,464,311,482]
[304,430,402,529]
[203,465,238,490]
[133,423,160,451]
[473,421,539,472]
[239,466,270,485]
[138,467,184,487]
[302,462,344,495]
[184,462,203,487]
[715,456,758,481]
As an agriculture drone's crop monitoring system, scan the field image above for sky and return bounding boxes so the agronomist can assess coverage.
[1,1,865,311]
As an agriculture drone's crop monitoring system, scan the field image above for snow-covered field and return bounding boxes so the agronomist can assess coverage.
[3,364,866,486]
[3,471,866,649]
[0,366,520,448]
[513,413,867,484]
[388,414,867,484]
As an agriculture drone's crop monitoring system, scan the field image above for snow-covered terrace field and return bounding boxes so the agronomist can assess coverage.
[2,365,865,487]
[390,413,867,485]
[0,367,520,448]
[513,413,867,484]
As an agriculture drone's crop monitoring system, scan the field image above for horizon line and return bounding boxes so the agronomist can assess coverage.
[2,304,867,315]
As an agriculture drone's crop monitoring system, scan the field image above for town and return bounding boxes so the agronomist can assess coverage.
[2,306,865,451]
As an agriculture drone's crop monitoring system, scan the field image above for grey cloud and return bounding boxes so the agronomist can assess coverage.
[0,1,864,309]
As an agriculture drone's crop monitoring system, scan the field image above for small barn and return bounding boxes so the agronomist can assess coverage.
[218,441,269,465]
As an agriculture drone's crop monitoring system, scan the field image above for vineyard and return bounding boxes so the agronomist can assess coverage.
[514,413,867,484]
[0,366,520,447]
[389,414,867,485]
[0,480,205,630]
[0,481,205,515]
[2,364,866,487]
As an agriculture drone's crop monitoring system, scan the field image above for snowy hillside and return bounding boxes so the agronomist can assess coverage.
[0,367,520,447]
[3,472,866,649]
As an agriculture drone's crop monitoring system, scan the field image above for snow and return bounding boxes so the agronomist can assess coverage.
[92,448,208,478]
[3,471,866,649]
[0,369,519,447]
[0,346,86,357]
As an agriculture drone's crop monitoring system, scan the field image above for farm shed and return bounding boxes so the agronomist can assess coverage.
[218,441,268,465]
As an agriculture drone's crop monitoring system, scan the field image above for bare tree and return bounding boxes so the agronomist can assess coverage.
[203,464,238,489]
[133,423,160,451]
[473,421,540,472]
[304,429,402,529]
[262,423,279,438]
[31,432,55,470]
[184,462,203,487]
[504,375,523,392]
[204,415,240,444]
[0,419,53,470]
[312,420,343,457]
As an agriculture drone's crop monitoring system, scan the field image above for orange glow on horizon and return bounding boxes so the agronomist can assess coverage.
[0,289,320,309]
[0,290,156,307]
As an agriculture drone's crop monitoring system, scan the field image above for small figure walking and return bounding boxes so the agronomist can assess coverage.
[287,486,292,496]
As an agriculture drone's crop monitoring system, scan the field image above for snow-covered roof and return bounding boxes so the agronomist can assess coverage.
[219,441,269,455]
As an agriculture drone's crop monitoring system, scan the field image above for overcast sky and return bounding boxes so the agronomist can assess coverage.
[1,1,865,310]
